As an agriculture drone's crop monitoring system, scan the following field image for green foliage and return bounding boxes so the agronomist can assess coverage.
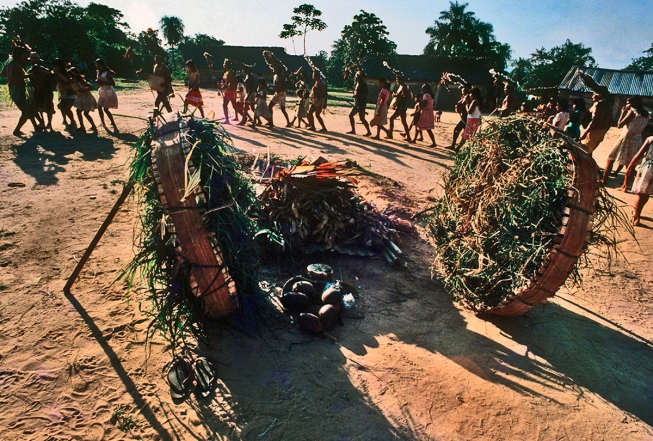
[424,1,511,70]
[626,42,653,71]
[137,28,165,57]
[121,117,263,351]
[328,10,396,86]
[511,39,596,89]
[180,33,225,68]
[0,0,154,77]
[279,4,327,55]
[111,405,138,433]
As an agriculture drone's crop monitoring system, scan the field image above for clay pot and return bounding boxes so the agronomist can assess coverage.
[292,281,320,302]
[318,304,338,330]
[280,292,312,312]
[298,313,323,334]
[321,286,343,309]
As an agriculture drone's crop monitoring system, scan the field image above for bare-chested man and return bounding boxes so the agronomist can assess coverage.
[268,72,291,127]
[222,59,244,124]
[153,55,173,113]
[346,69,371,136]
[307,71,327,132]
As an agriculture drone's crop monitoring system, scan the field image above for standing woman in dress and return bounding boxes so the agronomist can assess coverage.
[184,60,205,118]
[95,59,118,131]
[462,87,482,142]
[602,96,649,184]
[410,83,437,147]
[68,67,98,132]
[372,77,390,140]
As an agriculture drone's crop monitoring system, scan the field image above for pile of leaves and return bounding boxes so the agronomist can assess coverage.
[424,116,629,311]
[256,160,401,259]
[120,117,262,350]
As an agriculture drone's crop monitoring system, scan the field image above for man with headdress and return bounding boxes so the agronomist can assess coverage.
[578,71,613,155]
[387,71,411,140]
[307,70,327,132]
[27,52,56,131]
[346,67,371,136]
[222,59,242,124]
[1,42,41,136]
[153,54,173,113]
[449,83,471,150]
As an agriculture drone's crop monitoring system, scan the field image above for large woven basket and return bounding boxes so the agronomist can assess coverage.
[486,142,599,316]
[151,114,237,318]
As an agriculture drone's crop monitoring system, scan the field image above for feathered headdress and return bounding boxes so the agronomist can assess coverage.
[440,72,469,88]
[343,62,364,80]
[11,35,31,53]
[203,52,214,68]
[263,50,287,75]
[383,61,405,81]
[123,46,134,61]
[305,55,325,81]
[490,68,519,88]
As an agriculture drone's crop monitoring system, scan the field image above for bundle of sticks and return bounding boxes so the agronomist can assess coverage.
[256,160,403,262]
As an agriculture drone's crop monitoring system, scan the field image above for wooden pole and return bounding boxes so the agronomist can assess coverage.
[63,181,134,294]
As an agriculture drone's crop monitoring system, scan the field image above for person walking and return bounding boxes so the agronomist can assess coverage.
[1,44,41,136]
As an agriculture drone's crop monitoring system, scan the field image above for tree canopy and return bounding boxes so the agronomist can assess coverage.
[279,4,327,55]
[327,10,396,86]
[159,16,185,50]
[424,1,511,70]
[511,39,596,89]
[0,0,147,75]
[626,42,653,72]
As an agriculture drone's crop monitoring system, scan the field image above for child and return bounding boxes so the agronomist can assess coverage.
[52,59,76,128]
[252,78,271,127]
[95,58,118,131]
[290,78,310,128]
[236,78,246,122]
[68,67,98,132]
[404,95,423,142]
[184,60,205,118]
[410,83,437,147]
[372,77,390,140]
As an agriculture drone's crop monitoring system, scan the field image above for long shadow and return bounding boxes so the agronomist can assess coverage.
[327,235,653,425]
[228,125,452,170]
[487,303,653,424]
[11,131,118,185]
[63,290,173,440]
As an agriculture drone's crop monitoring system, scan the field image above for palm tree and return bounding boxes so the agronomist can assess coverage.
[424,1,511,70]
[160,16,184,51]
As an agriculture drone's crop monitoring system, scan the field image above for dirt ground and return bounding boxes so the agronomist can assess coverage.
[1,88,652,441]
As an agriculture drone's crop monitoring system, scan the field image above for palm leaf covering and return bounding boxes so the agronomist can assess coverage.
[120,116,262,350]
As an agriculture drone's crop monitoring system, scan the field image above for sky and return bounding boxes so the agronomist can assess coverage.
[1,0,651,69]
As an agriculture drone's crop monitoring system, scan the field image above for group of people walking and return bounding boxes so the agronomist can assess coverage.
[2,42,119,136]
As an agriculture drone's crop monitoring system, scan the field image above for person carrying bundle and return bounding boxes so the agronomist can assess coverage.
[152,55,173,113]
[578,70,612,155]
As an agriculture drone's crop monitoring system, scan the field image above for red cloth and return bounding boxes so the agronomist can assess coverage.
[224,89,237,101]
[185,89,203,107]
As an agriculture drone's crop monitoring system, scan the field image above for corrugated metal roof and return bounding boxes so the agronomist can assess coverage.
[559,66,653,97]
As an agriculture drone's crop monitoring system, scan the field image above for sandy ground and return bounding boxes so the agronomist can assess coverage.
[1,88,652,441]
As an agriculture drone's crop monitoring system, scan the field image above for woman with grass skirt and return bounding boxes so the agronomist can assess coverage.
[621,136,653,226]
[184,60,205,119]
[68,67,98,132]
